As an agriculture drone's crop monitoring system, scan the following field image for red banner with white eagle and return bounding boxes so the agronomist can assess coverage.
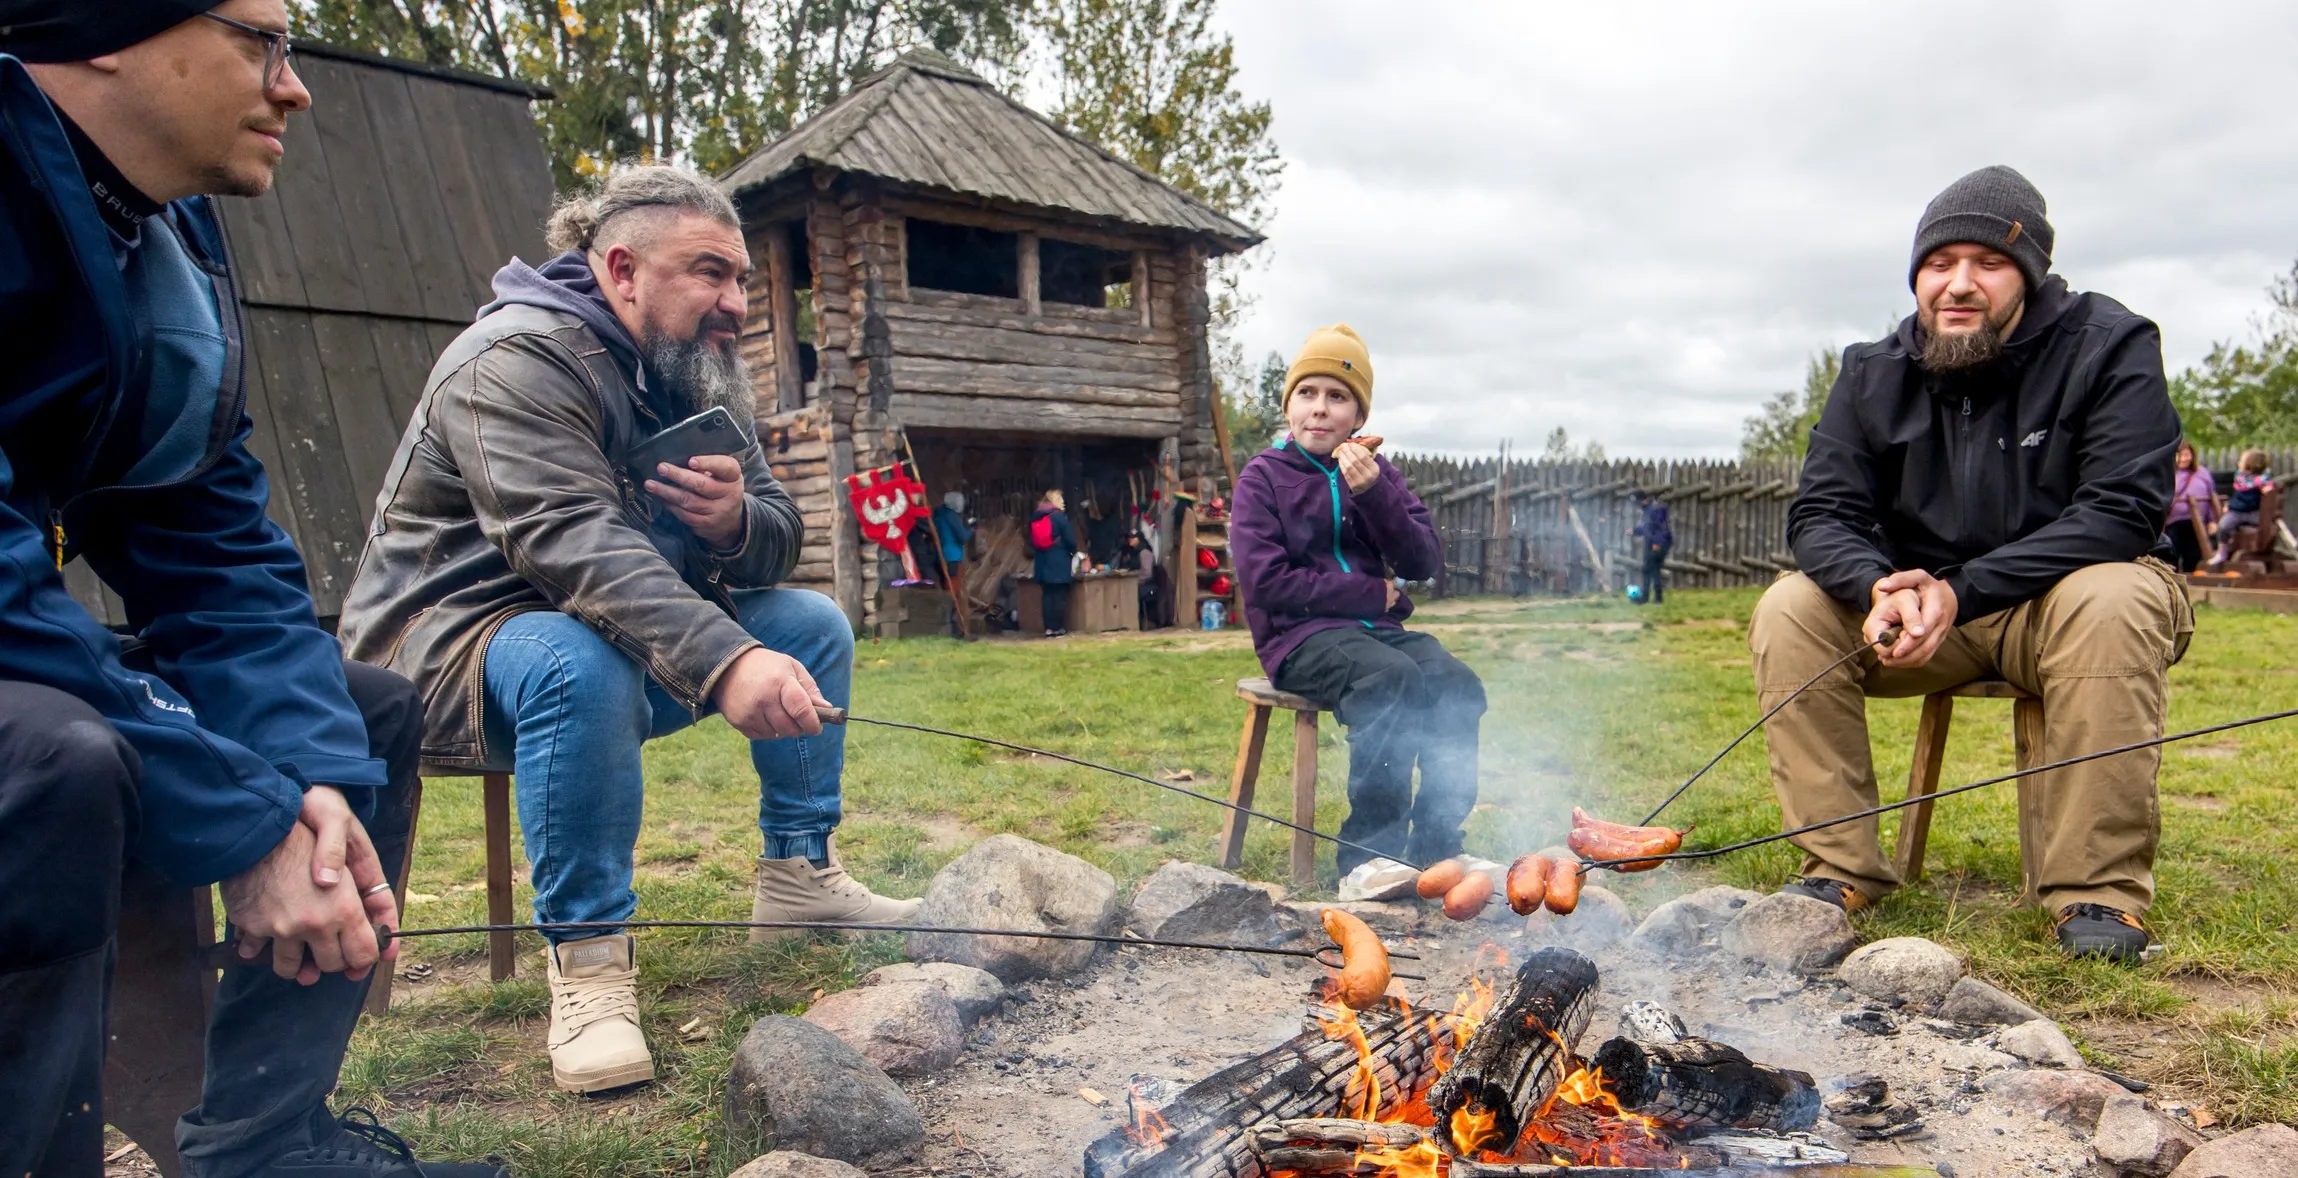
[844,463,932,580]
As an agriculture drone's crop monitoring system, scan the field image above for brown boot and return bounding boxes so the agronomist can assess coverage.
[749,841,922,944]
[546,934,654,1093]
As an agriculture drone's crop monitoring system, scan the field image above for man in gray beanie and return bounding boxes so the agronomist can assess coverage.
[1747,166,2188,964]
[0,3,503,1175]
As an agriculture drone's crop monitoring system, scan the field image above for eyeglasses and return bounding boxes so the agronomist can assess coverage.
[200,11,297,91]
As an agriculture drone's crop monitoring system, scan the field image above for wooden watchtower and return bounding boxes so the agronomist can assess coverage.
[716,50,1262,632]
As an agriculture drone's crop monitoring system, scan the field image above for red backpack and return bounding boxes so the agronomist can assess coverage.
[1030,514,1056,551]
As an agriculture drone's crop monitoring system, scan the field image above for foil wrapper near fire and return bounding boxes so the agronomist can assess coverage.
[1084,947,1936,1178]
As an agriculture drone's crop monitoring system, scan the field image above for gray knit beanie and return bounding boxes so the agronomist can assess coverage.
[1908,165,2052,293]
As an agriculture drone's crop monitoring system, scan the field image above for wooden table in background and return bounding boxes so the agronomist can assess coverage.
[1018,572,1140,634]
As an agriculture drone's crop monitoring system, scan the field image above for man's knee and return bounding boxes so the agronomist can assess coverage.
[0,684,138,965]
[341,661,423,765]
[1750,573,1860,665]
[738,588,855,674]
[2036,564,2179,676]
[0,684,140,819]
[490,619,652,734]
[1418,651,1487,713]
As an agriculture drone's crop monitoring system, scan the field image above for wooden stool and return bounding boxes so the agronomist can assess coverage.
[1892,679,2044,883]
[1216,678,1324,888]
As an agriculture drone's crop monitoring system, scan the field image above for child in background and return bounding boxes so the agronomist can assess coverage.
[2207,449,2275,568]
[1230,324,1492,901]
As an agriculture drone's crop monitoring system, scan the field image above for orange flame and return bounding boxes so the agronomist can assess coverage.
[1315,1002,1382,1120]
[1121,1085,1171,1151]
[1349,1139,1448,1178]
[1447,1103,1501,1156]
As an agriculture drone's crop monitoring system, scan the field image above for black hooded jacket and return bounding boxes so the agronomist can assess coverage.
[1787,276,2180,622]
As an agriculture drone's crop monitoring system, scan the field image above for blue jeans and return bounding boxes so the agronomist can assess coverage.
[478,588,853,943]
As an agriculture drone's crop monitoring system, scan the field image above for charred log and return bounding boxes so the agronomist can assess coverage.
[1244,1119,1431,1176]
[1082,998,1459,1178]
[1423,948,1601,1155]
[1589,1036,1819,1131]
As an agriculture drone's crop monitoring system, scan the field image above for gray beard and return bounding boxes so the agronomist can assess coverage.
[643,330,755,421]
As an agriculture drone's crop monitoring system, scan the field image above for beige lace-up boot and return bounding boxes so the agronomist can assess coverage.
[545,934,654,1093]
[749,840,922,944]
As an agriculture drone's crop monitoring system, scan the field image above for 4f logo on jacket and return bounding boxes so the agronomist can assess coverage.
[2020,429,2049,448]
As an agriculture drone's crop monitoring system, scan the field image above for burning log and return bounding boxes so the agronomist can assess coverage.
[1082,998,1462,1178]
[1589,1036,1820,1131]
[1244,1119,1431,1176]
[1423,948,1601,1156]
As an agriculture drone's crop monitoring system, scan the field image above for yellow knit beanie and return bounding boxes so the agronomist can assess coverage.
[1284,323,1374,419]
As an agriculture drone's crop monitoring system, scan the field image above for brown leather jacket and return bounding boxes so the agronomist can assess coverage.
[338,302,804,768]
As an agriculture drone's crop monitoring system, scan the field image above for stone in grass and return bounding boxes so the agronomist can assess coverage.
[726,1152,869,1178]
[2093,1093,2204,1178]
[906,834,1119,981]
[1125,861,1289,946]
[1980,1067,2132,1131]
[724,1016,924,1166]
[1938,975,2048,1026]
[1720,893,1857,973]
[1996,1017,2085,1069]
[2166,1122,2298,1178]
[803,981,965,1077]
[861,962,1005,1026]
[1839,937,1964,1007]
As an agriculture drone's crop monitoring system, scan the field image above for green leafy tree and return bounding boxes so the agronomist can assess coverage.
[2170,259,2298,450]
[1223,348,1285,457]
[290,1,1028,188]
[1741,349,1843,465]
[1029,0,1281,396]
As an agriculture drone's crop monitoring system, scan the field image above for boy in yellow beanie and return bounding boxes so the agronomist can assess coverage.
[1228,325,1492,900]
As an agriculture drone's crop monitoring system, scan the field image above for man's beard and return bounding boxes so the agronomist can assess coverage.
[641,317,754,420]
[1919,294,2023,373]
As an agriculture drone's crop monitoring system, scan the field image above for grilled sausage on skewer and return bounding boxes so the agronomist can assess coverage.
[1543,856,1582,915]
[1415,858,1465,900]
[1441,870,1494,921]
[1320,908,1391,1010]
[1505,854,1551,915]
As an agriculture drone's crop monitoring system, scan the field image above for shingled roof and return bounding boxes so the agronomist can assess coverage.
[717,50,1262,250]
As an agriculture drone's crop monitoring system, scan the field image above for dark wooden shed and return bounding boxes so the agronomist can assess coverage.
[61,43,554,625]
[715,49,1262,632]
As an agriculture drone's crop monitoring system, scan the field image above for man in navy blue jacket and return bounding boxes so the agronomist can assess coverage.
[0,4,501,1175]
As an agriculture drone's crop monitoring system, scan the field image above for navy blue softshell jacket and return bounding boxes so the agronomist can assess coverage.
[0,56,385,886]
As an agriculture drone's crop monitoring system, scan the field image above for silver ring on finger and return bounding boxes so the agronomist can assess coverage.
[362,882,394,899]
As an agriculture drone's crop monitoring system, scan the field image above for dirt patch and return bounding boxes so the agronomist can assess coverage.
[2166,793,2231,811]
[916,813,989,851]
[2176,741,2243,761]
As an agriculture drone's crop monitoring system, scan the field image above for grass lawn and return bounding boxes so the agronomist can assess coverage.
[356,588,2298,1174]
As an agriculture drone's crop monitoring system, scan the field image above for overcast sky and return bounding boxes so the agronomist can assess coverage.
[1212,1,2298,458]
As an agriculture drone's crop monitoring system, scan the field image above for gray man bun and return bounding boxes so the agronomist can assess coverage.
[546,163,741,255]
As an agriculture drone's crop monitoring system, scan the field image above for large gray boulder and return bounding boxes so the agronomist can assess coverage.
[1627,899,1708,955]
[802,981,965,1077]
[1980,1068,2131,1131]
[724,1016,924,1165]
[1939,975,2047,1026]
[1721,893,1857,973]
[1839,937,1964,1007]
[2166,1123,2298,1178]
[860,961,1006,1026]
[2093,1093,2205,1177]
[1996,1018,2085,1069]
[1126,861,1289,946]
[906,834,1120,981]
[725,1153,869,1178]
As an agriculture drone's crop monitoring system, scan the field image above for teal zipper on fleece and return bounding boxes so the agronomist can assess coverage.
[1293,441,1378,628]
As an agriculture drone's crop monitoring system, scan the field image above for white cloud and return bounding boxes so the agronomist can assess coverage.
[1217,1,2298,456]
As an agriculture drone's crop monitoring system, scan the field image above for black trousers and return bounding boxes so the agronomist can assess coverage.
[1274,627,1487,873]
[1640,543,1670,603]
[1041,582,1073,633]
[2167,524,2206,574]
[0,660,421,1178]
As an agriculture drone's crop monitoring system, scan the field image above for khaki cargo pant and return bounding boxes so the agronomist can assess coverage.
[1746,561,2192,915]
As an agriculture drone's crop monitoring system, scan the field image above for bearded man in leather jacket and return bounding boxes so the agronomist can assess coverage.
[1748,166,2191,963]
[339,165,918,1095]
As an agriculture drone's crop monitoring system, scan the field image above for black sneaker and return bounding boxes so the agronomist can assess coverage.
[1779,876,1868,912]
[249,1107,507,1177]
[2056,903,2149,963]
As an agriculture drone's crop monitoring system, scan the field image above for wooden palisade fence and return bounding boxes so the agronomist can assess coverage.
[1390,444,2298,600]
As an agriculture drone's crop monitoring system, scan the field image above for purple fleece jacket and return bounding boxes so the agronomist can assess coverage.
[1230,441,1444,677]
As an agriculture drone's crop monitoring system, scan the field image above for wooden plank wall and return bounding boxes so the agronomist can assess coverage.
[62,52,552,625]
[1386,453,1804,596]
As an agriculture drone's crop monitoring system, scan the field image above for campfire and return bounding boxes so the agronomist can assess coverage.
[1082,944,1868,1178]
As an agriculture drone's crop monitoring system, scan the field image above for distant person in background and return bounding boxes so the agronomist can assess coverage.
[1231,324,1490,902]
[2206,449,2275,569]
[1631,490,1673,604]
[930,491,973,630]
[1029,489,1078,637]
[1125,529,1159,629]
[2165,441,2215,573]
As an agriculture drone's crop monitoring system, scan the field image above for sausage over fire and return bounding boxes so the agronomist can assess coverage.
[1415,858,1465,900]
[1505,854,1550,915]
[1441,870,1494,921]
[1543,856,1582,915]
[1567,807,1687,870]
[1319,907,1391,1010]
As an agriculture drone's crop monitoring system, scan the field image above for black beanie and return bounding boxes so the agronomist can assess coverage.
[0,0,224,63]
[1908,165,2053,293]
